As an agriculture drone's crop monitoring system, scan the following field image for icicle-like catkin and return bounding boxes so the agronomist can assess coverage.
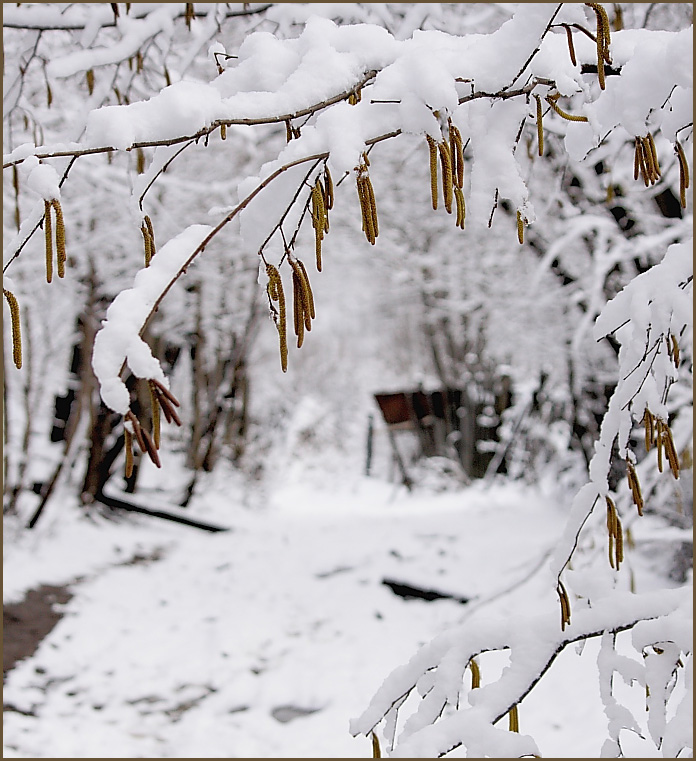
[51,199,66,278]
[535,95,544,157]
[426,135,438,210]
[266,264,288,372]
[86,69,95,95]
[3,289,22,369]
[44,200,53,283]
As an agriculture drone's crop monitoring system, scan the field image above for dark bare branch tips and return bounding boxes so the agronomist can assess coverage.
[122,380,182,476]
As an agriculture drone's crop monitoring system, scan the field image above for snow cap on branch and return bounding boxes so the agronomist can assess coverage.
[92,224,212,414]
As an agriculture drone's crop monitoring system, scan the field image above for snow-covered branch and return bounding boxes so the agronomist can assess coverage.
[350,586,690,758]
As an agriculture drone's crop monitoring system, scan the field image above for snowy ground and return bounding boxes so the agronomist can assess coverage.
[2,469,681,758]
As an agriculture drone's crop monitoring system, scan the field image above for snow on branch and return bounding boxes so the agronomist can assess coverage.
[551,240,692,582]
[91,224,213,414]
[350,586,689,758]
[2,3,272,32]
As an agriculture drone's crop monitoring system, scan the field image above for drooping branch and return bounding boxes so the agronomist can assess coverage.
[350,586,688,758]
[2,70,379,170]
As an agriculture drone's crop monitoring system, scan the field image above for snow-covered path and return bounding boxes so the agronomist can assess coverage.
[3,479,638,757]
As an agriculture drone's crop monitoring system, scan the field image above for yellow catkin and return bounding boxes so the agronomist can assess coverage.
[266,264,287,372]
[311,180,326,270]
[517,211,525,244]
[562,23,577,66]
[647,133,660,178]
[220,123,227,140]
[144,214,156,257]
[296,258,316,320]
[509,704,519,733]
[136,147,146,175]
[535,95,544,157]
[606,497,617,568]
[633,140,641,181]
[626,461,644,515]
[670,333,680,367]
[635,138,650,187]
[357,176,374,243]
[51,199,66,278]
[315,226,323,272]
[615,513,624,566]
[324,164,334,211]
[44,200,53,283]
[546,95,589,123]
[366,174,379,239]
[12,165,20,231]
[149,381,161,450]
[124,428,134,479]
[469,657,481,689]
[292,272,304,349]
[312,179,325,234]
[557,581,571,630]
[454,186,466,230]
[641,137,657,184]
[676,141,689,209]
[371,732,381,759]
[426,135,439,210]
[3,289,22,369]
[86,69,95,95]
[663,426,680,480]
[643,408,653,452]
[586,3,611,89]
[141,224,153,267]
[452,125,464,189]
[357,168,377,245]
[438,141,454,214]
